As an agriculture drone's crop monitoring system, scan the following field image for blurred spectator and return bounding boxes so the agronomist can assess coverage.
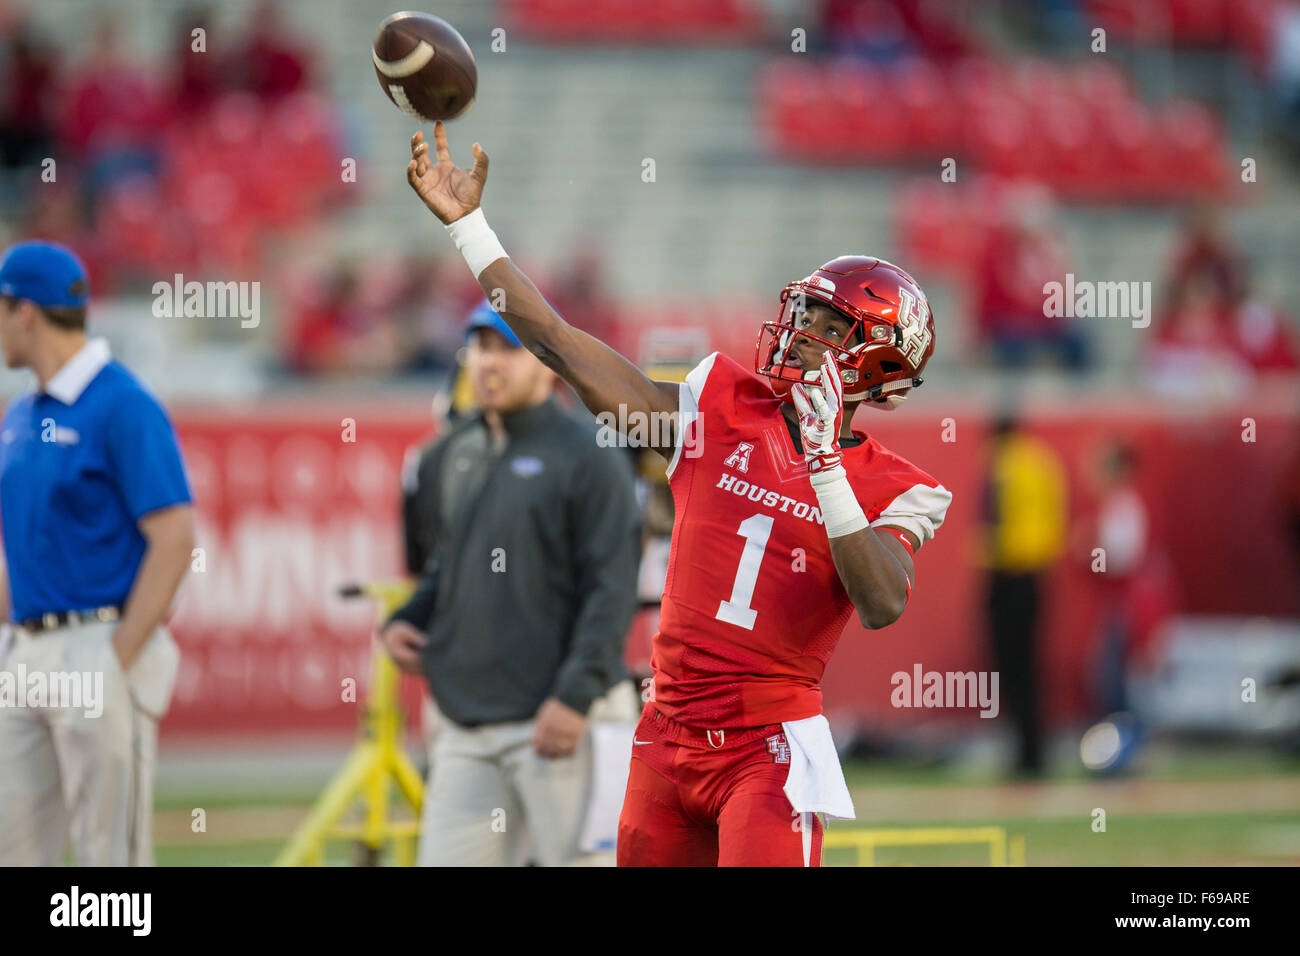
[283,262,364,375]
[234,0,311,101]
[974,191,1088,372]
[1166,205,1244,311]
[1086,442,1150,712]
[1075,439,1177,774]
[980,413,1069,776]
[1228,268,1299,375]
[59,17,164,211]
[0,18,57,169]
[169,6,223,119]
[1145,273,1253,401]
[1151,212,1297,393]
[820,0,977,61]
[282,254,483,377]
[897,0,980,59]
[822,0,914,61]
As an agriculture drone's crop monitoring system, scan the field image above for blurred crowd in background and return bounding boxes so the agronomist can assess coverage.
[0,1,347,282]
[3,0,1297,391]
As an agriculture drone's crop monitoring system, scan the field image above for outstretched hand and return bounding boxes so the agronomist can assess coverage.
[406,121,489,225]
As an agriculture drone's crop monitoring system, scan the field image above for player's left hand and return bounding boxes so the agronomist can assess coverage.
[531,697,587,759]
[790,350,845,474]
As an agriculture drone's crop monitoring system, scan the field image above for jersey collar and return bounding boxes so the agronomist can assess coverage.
[43,337,111,405]
[779,399,865,455]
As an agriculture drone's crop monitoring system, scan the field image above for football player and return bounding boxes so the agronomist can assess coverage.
[406,123,952,866]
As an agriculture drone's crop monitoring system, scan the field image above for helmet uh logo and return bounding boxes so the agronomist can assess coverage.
[895,287,932,366]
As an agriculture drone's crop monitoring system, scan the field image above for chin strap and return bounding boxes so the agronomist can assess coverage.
[863,375,923,401]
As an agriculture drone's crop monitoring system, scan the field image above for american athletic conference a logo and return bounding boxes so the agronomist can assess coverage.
[723,441,754,473]
[766,732,790,763]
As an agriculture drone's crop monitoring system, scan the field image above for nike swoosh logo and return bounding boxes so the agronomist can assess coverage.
[633,738,653,745]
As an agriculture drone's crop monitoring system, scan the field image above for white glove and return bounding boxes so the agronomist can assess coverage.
[790,350,845,475]
[791,351,868,538]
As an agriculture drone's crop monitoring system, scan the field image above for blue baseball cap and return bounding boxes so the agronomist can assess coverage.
[0,241,90,309]
[464,299,522,348]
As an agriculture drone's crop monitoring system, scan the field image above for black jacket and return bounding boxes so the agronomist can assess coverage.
[391,397,641,726]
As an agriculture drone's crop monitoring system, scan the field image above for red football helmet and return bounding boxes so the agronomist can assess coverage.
[756,256,936,407]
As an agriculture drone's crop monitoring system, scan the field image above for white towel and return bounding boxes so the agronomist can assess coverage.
[781,714,856,821]
[578,722,636,852]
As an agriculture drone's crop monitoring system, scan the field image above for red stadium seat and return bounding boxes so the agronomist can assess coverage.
[1039,91,1100,199]
[757,52,1235,204]
[968,94,1045,181]
[1159,99,1230,198]
[833,62,907,161]
[1097,100,1162,201]
[894,58,955,153]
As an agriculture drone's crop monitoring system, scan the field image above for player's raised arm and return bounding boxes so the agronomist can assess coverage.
[407,123,680,451]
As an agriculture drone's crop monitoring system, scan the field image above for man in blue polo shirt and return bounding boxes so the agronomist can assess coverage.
[0,240,195,866]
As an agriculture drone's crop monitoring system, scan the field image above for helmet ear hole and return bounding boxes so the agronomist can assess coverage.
[880,361,902,374]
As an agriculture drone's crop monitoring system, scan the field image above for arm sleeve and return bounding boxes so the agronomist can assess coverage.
[550,444,642,715]
[665,351,719,480]
[391,440,445,629]
[869,482,953,550]
[106,386,193,520]
[401,443,428,575]
[387,553,440,631]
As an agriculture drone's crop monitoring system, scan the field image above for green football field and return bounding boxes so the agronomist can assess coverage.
[151,743,1300,866]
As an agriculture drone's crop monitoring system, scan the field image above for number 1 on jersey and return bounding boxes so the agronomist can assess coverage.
[715,513,773,630]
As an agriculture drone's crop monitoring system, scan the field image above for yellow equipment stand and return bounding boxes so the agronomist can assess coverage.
[823,826,1027,866]
[275,581,425,866]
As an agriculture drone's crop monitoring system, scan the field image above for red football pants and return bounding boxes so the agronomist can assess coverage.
[617,703,823,866]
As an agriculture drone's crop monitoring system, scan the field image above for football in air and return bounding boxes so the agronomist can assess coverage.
[372,11,477,122]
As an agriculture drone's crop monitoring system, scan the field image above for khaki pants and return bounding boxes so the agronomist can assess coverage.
[0,621,179,866]
[418,679,639,867]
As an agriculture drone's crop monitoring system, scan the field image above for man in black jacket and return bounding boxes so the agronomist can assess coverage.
[382,301,641,866]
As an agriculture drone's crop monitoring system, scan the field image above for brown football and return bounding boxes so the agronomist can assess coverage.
[372,11,477,122]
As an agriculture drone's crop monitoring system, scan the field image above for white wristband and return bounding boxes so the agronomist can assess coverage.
[444,208,508,278]
[809,465,869,538]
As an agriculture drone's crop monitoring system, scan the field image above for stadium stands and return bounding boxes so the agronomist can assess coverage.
[759,57,1234,200]
[1,0,1296,395]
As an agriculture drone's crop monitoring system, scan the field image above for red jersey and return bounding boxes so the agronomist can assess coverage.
[651,352,952,729]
